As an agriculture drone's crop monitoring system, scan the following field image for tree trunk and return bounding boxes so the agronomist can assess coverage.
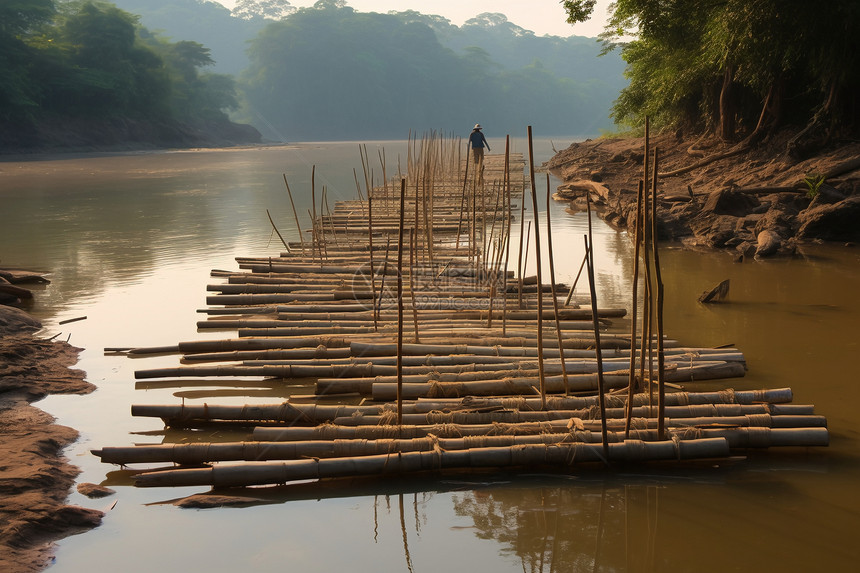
[719,65,736,141]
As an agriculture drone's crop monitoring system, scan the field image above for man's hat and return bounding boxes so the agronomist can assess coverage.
[474,124,482,130]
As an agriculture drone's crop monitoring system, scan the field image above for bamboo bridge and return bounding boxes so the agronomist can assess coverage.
[94,130,828,490]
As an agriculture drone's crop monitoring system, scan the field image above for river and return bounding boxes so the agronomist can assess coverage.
[1,139,859,572]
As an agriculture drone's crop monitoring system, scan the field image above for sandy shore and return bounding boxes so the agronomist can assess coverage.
[0,306,103,573]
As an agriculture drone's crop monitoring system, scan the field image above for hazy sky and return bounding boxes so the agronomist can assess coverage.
[214,1,612,38]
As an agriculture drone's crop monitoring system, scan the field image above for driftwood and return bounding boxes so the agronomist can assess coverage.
[698,279,730,303]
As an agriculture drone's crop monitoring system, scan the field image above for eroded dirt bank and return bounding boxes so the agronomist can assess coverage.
[0,306,102,573]
[546,130,860,257]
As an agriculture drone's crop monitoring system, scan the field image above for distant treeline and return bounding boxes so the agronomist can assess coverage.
[239,3,622,140]
[108,1,630,141]
[3,0,627,150]
[1,0,244,149]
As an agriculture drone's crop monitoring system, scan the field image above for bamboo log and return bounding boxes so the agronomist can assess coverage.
[330,403,807,427]
[95,425,827,465]
[410,388,795,412]
[131,438,732,487]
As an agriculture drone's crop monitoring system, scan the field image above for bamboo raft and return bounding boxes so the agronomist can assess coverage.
[94,130,827,490]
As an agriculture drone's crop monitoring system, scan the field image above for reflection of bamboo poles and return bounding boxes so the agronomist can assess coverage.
[399,494,414,573]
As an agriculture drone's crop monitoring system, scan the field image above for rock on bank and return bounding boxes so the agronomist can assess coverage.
[546,131,860,257]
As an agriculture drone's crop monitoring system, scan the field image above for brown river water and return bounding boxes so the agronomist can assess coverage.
[1,140,858,572]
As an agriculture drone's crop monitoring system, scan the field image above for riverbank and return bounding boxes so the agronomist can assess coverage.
[0,306,102,573]
[546,129,860,257]
[0,116,262,156]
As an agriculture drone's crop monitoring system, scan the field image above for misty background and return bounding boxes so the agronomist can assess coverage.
[3,0,627,148]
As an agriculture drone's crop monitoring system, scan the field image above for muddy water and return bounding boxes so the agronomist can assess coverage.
[1,141,858,572]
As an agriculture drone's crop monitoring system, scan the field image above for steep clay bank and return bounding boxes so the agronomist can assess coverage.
[546,130,860,257]
[0,306,102,573]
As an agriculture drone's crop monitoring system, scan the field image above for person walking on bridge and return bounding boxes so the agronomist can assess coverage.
[468,124,490,185]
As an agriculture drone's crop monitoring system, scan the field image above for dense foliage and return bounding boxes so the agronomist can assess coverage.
[565,0,860,147]
[240,2,621,140]
[1,0,239,129]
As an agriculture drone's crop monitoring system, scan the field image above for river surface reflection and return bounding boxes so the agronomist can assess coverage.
[1,140,858,572]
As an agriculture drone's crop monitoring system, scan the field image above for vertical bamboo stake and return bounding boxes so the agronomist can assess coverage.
[563,249,589,306]
[585,192,609,458]
[545,173,569,395]
[625,180,645,439]
[526,126,546,409]
[485,181,503,328]
[651,147,666,440]
[516,172,528,309]
[282,174,305,253]
[643,116,650,222]
[501,135,512,336]
[352,168,365,202]
[323,186,339,247]
[396,178,406,426]
[456,146,470,251]
[413,164,421,263]
[641,117,654,404]
[367,187,378,331]
[639,157,654,405]
[522,221,531,297]
[265,209,289,252]
[409,228,419,343]
[311,165,319,261]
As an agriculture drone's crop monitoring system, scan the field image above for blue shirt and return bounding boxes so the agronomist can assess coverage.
[469,130,488,149]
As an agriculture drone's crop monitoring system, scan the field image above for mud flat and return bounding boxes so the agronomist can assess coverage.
[0,306,102,573]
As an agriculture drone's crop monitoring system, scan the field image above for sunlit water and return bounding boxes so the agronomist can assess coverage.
[1,139,858,572]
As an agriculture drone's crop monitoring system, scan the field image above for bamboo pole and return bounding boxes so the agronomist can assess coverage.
[502,135,512,335]
[545,173,569,395]
[367,186,378,330]
[282,175,305,253]
[585,193,609,459]
[526,127,547,409]
[652,147,667,440]
[625,181,645,439]
[397,178,406,426]
[265,209,290,251]
[409,228,419,343]
[93,426,827,466]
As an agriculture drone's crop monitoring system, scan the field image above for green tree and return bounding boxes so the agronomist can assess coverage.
[564,0,860,147]
[232,0,295,21]
[0,0,56,120]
